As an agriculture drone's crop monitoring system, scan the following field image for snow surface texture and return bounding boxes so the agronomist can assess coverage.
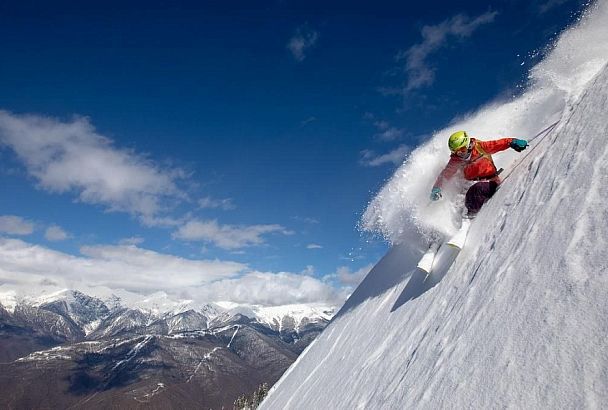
[261,3,608,409]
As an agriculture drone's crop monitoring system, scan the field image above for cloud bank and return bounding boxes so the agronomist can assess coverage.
[0,237,343,306]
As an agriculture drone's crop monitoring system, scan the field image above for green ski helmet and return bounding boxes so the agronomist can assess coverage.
[448,131,470,152]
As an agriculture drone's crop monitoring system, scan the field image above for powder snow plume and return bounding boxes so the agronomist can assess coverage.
[360,0,608,245]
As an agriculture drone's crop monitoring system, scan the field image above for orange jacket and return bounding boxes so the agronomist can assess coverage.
[433,138,513,188]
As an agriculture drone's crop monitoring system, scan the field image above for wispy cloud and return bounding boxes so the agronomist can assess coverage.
[307,243,323,249]
[360,145,412,167]
[538,0,569,14]
[0,111,187,225]
[292,216,320,225]
[198,196,236,210]
[398,11,498,92]
[300,116,317,127]
[173,219,293,250]
[44,225,70,241]
[118,236,145,246]
[287,25,319,62]
[364,113,404,142]
[0,215,34,236]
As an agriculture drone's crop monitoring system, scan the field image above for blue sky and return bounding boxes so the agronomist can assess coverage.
[0,0,585,305]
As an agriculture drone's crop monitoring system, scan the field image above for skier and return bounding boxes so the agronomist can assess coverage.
[430,131,528,216]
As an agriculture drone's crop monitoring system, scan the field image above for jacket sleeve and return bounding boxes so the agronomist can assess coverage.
[478,138,514,155]
[433,156,463,188]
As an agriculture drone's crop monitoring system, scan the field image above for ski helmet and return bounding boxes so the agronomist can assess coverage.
[448,131,470,152]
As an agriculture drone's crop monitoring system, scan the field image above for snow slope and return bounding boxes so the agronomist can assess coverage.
[261,3,608,409]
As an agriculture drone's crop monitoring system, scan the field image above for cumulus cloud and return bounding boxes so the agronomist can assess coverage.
[0,215,35,236]
[0,111,187,225]
[44,225,70,241]
[0,238,343,306]
[0,237,246,292]
[399,11,498,92]
[360,145,412,167]
[287,25,319,62]
[173,219,293,250]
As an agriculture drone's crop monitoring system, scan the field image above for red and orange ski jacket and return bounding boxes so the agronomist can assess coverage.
[433,137,513,189]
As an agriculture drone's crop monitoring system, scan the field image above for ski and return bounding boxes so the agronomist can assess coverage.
[416,218,471,277]
[446,218,471,250]
[416,242,439,274]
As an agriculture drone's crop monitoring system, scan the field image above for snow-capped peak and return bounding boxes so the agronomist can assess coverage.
[0,289,19,313]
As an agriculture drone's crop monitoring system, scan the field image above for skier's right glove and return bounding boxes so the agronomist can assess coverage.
[430,187,442,201]
[510,139,528,152]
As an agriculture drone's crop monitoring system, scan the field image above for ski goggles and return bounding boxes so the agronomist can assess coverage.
[454,141,473,159]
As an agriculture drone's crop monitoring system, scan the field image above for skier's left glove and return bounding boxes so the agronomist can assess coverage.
[430,187,442,201]
[510,139,528,152]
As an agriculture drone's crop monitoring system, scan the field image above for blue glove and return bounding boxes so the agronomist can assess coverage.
[510,139,528,152]
[430,187,442,201]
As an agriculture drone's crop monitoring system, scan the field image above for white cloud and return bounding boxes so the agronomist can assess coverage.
[287,26,319,62]
[0,215,34,236]
[307,243,323,249]
[360,145,412,167]
[173,219,293,250]
[44,225,70,241]
[399,11,498,92]
[336,265,373,286]
[198,196,236,210]
[192,271,342,306]
[0,238,343,306]
[0,111,187,224]
[324,264,373,288]
[0,237,246,292]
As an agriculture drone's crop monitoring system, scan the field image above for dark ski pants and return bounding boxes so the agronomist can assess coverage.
[465,181,499,215]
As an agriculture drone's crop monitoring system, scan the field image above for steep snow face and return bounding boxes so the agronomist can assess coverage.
[261,4,608,410]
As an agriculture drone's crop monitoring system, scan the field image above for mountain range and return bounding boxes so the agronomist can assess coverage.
[0,289,335,409]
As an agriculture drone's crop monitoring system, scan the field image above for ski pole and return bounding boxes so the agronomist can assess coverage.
[501,120,560,182]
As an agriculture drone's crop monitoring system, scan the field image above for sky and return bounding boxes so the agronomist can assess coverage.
[0,0,587,306]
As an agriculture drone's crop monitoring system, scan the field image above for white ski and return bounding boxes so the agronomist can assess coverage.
[416,242,440,274]
[446,218,472,250]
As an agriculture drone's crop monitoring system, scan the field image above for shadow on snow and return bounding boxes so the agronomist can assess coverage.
[332,242,460,321]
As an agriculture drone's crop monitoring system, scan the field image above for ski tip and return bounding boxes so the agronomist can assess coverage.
[446,242,462,250]
[417,266,431,274]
